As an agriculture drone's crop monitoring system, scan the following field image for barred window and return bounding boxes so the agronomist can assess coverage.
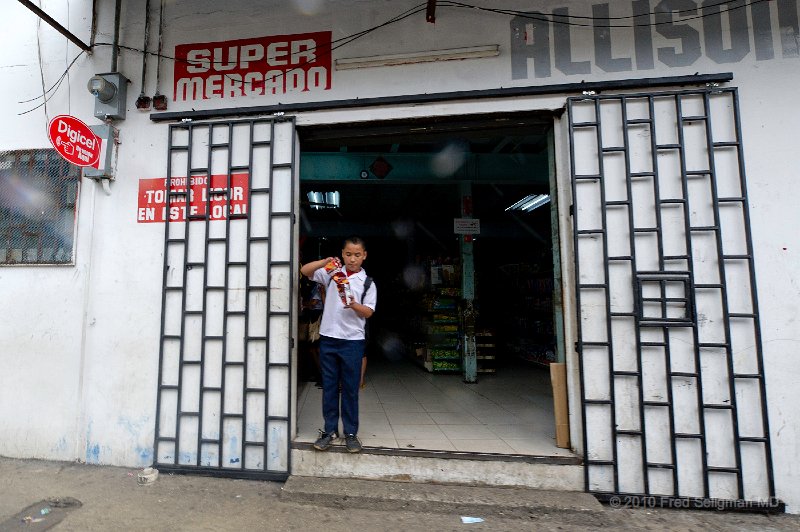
[0,149,80,265]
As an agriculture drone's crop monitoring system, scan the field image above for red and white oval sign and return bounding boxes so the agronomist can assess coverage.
[48,115,101,168]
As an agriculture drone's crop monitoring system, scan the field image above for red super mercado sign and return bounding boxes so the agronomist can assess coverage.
[173,31,332,101]
[137,174,249,223]
[48,115,101,168]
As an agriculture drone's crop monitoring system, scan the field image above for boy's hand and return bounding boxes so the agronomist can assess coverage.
[300,257,336,277]
[345,301,374,319]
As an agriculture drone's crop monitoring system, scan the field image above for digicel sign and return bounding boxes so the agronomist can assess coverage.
[48,115,101,168]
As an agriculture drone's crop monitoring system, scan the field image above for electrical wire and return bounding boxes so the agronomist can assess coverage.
[92,3,430,93]
[19,51,86,104]
[66,0,72,115]
[139,0,151,98]
[97,2,428,67]
[18,0,768,114]
[438,0,771,29]
[18,50,86,115]
[35,1,49,125]
[16,3,425,111]
[154,0,165,96]
[92,0,766,74]
[446,0,750,21]
[329,3,429,49]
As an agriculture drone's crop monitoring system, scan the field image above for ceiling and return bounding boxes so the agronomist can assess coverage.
[299,112,555,241]
[299,111,554,154]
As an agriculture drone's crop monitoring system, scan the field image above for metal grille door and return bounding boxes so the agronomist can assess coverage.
[568,88,775,507]
[154,117,297,480]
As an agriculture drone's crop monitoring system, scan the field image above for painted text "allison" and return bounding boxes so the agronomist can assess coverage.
[511,0,800,79]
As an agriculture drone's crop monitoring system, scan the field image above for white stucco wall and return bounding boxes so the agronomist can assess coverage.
[0,0,94,463]
[0,0,167,466]
[1,0,797,512]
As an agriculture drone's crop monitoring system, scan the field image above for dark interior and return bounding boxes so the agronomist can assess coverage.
[297,113,557,375]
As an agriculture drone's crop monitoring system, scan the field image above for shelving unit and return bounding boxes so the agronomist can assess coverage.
[425,289,461,372]
[498,263,556,366]
[475,329,496,373]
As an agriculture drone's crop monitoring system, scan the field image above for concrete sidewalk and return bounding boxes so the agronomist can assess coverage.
[280,475,603,518]
[1,457,798,531]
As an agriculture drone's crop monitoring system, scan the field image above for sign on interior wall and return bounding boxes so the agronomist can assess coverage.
[174,31,332,101]
[454,218,480,235]
[137,174,249,223]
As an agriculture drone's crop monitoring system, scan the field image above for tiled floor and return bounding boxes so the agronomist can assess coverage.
[295,356,575,457]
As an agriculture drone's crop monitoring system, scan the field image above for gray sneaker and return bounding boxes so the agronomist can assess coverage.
[313,430,338,451]
[344,433,362,453]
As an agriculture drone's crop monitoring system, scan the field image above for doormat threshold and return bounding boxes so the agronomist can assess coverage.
[291,441,581,465]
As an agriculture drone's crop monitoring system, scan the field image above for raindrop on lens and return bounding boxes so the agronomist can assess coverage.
[431,140,468,178]
[402,265,426,290]
[292,0,324,15]
[380,333,405,361]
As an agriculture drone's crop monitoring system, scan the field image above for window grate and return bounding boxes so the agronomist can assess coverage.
[635,272,694,327]
[153,117,297,481]
[0,149,80,265]
[568,87,775,506]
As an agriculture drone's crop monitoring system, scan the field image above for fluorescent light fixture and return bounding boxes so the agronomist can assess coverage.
[505,194,551,212]
[307,191,340,210]
[325,191,340,209]
[335,45,500,70]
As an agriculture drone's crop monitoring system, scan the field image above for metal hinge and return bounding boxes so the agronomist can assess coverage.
[569,204,574,216]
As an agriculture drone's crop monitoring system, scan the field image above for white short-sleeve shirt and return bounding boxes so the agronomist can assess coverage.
[312,267,377,341]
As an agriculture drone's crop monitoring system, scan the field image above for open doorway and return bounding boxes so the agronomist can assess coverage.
[294,113,572,457]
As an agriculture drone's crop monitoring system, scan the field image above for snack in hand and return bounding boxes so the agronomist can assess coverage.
[324,257,342,273]
[340,278,354,305]
[324,258,354,305]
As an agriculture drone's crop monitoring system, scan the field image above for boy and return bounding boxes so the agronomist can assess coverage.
[300,236,376,453]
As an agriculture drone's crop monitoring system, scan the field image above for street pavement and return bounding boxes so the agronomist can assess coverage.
[0,457,798,531]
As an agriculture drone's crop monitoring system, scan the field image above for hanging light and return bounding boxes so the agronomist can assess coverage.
[307,191,324,210]
[325,191,340,209]
[307,191,340,209]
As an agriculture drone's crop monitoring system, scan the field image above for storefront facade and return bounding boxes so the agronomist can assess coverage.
[1,0,798,512]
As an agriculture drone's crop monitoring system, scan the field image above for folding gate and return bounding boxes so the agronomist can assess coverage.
[154,116,297,480]
[568,88,777,508]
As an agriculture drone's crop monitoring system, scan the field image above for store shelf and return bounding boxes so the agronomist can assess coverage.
[422,286,462,373]
[497,264,556,366]
[475,330,496,374]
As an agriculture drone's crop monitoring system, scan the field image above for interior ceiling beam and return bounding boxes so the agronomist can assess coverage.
[426,0,436,23]
[17,0,92,52]
[300,152,550,184]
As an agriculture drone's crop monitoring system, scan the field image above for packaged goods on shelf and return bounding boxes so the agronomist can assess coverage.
[432,359,460,371]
